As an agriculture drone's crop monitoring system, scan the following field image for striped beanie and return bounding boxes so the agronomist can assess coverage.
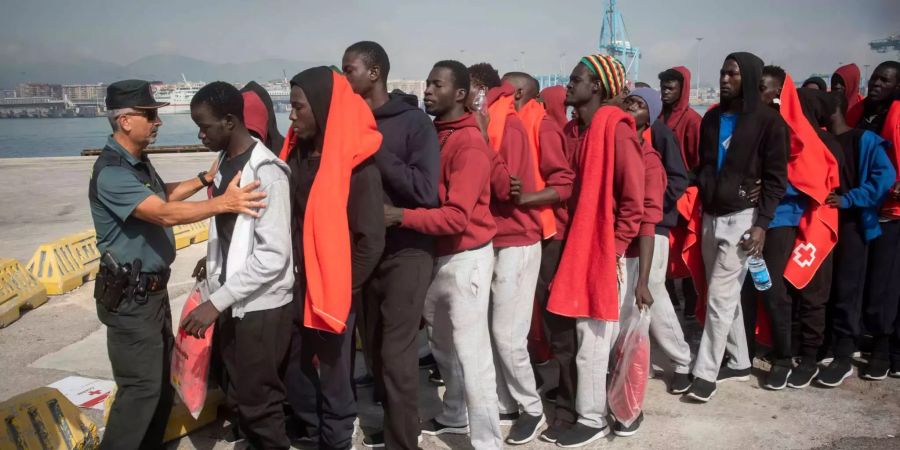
[580,54,626,99]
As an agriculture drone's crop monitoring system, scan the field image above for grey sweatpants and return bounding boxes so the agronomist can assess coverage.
[423,243,502,450]
[491,242,544,417]
[619,235,693,374]
[692,209,754,382]
[574,257,627,429]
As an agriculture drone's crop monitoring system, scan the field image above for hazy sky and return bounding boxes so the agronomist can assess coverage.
[2,0,897,86]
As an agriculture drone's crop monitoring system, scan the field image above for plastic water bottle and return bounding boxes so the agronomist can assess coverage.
[748,255,772,291]
[472,88,487,114]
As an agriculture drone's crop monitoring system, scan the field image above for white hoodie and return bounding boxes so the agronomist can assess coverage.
[206,138,293,318]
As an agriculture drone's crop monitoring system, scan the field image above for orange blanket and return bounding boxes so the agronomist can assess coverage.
[518,99,557,239]
[279,71,382,333]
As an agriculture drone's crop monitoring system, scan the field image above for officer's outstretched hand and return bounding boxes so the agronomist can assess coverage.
[181,301,220,339]
[219,171,267,217]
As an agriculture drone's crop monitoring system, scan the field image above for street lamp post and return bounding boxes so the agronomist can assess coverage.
[863,64,871,96]
[696,37,704,101]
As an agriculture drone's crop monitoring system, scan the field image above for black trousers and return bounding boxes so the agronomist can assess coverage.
[360,250,433,450]
[285,291,357,450]
[219,303,293,450]
[665,278,698,315]
[741,226,796,364]
[536,239,577,426]
[830,218,870,358]
[790,251,832,359]
[97,289,174,450]
[863,220,900,361]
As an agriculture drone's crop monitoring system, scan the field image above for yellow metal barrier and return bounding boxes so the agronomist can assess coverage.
[26,230,100,295]
[0,387,99,449]
[173,221,210,250]
[102,387,223,443]
[0,259,48,328]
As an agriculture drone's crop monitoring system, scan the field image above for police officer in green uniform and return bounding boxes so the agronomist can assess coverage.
[89,80,268,450]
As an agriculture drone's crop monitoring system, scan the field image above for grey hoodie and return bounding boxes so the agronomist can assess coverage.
[207,138,294,318]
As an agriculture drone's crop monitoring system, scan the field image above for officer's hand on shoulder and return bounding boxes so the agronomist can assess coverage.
[217,171,267,217]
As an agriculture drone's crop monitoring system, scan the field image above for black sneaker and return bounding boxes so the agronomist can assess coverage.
[555,422,610,448]
[539,421,567,443]
[222,424,246,443]
[419,354,437,369]
[428,367,444,386]
[861,359,890,381]
[362,432,384,448]
[716,366,751,383]
[670,372,692,394]
[542,386,558,403]
[764,363,792,390]
[787,360,819,389]
[499,411,520,426]
[685,378,717,402]
[612,412,643,437]
[505,413,546,445]
[420,418,468,436]
[890,361,900,378]
[816,358,853,388]
[354,373,375,388]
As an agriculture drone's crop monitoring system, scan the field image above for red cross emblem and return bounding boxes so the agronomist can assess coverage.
[792,243,816,268]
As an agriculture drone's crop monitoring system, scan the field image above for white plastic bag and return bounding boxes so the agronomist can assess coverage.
[608,310,651,427]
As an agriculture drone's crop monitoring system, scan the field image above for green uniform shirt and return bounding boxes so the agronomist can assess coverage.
[89,136,175,272]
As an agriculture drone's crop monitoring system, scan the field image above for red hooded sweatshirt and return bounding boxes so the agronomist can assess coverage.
[540,85,569,129]
[486,83,543,248]
[549,106,644,321]
[242,90,269,144]
[662,66,702,170]
[833,64,863,111]
[401,113,497,256]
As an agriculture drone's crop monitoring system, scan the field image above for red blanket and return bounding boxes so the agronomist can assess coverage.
[675,187,707,319]
[547,106,633,321]
[781,74,840,289]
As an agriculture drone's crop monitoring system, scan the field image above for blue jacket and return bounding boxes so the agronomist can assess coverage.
[770,183,807,229]
[840,131,896,241]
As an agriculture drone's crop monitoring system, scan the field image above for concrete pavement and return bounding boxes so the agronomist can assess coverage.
[0,154,216,264]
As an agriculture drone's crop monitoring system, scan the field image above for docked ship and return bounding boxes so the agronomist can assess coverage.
[153,86,201,114]
[153,75,204,115]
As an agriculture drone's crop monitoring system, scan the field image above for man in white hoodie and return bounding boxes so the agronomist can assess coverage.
[181,81,294,450]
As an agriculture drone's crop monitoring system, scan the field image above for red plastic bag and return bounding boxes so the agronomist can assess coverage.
[608,310,651,427]
[171,279,213,419]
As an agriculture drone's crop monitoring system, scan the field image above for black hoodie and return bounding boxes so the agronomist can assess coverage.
[695,52,789,228]
[239,81,285,153]
[372,92,441,255]
[650,119,690,235]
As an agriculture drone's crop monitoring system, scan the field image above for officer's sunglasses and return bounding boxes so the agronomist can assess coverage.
[123,109,159,121]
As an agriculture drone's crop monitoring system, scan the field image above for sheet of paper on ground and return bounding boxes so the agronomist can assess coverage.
[47,376,115,411]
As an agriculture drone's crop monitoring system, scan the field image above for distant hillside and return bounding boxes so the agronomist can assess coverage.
[0,54,330,88]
